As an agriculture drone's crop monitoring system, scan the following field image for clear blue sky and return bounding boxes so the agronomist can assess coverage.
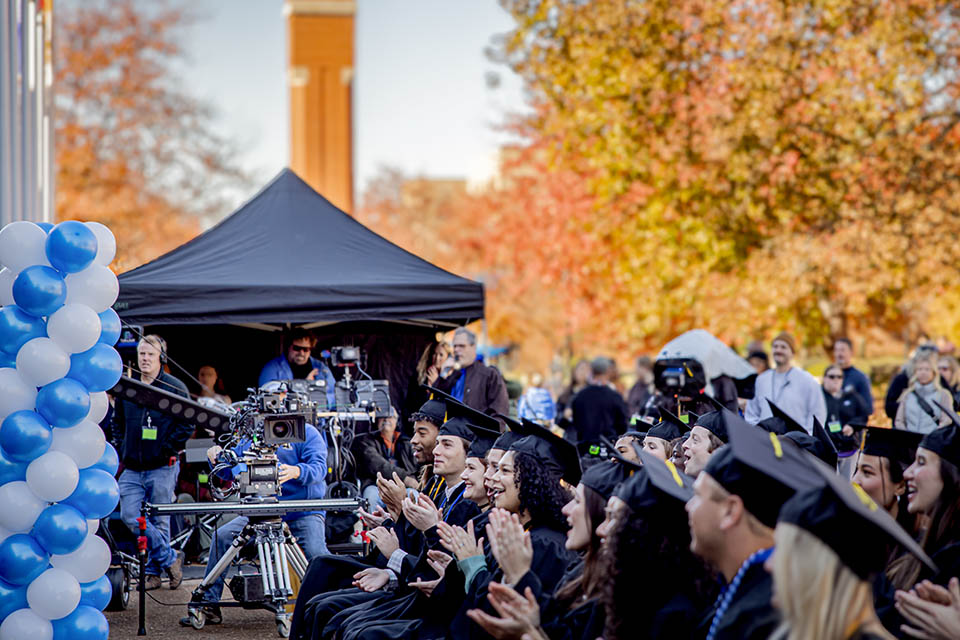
[172,0,528,209]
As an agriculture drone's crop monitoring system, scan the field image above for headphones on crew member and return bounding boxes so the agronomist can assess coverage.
[141,334,168,364]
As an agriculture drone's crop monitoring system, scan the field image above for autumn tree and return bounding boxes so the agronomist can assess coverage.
[55,0,250,272]
[496,0,960,351]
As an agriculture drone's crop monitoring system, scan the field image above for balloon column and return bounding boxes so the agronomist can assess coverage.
[0,221,121,640]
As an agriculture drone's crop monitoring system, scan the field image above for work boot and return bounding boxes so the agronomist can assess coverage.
[144,575,163,591]
[166,551,184,590]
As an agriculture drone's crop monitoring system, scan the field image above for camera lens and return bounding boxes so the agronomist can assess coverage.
[271,420,291,438]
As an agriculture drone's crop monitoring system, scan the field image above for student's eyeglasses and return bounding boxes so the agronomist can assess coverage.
[290,345,312,353]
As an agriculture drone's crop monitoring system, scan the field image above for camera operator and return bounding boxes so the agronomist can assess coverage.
[183,390,329,627]
[353,406,418,510]
[259,328,336,408]
[112,335,192,591]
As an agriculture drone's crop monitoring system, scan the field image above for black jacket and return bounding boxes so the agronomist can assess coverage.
[570,384,629,449]
[111,371,193,471]
[353,431,419,489]
[434,361,509,416]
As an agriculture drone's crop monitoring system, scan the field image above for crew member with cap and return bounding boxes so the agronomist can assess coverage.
[681,410,728,477]
[685,412,821,639]
[743,332,826,433]
[769,455,935,640]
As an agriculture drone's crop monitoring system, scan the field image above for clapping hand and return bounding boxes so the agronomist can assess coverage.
[403,493,441,532]
[367,526,400,558]
[438,519,484,562]
[357,505,389,529]
[896,577,960,640]
[486,509,533,585]
[352,567,391,593]
[408,550,454,598]
[376,472,407,519]
[466,582,541,640]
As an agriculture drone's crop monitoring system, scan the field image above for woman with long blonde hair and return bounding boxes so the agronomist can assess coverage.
[895,350,952,433]
[767,463,933,640]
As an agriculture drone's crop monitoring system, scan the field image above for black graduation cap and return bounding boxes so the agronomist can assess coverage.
[616,450,694,512]
[694,410,728,443]
[704,413,822,528]
[918,423,960,469]
[779,454,937,579]
[647,408,691,441]
[757,416,791,435]
[703,394,728,413]
[860,427,922,467]
[581,439,640,500]
[410,398,447,427]
[766,400,808,434]
[509,418,582,485]
[687,411,700,424]
[435,395,501,452]
[492,413,529,452]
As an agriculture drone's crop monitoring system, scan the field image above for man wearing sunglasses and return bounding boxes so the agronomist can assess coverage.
[259,327,337,408]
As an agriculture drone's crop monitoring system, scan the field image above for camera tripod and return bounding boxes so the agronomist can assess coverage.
[184,514,309,637]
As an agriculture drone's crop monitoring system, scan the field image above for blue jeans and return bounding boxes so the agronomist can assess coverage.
[201,513,327,604]
[361,484,384,512]
[119,462,180,576]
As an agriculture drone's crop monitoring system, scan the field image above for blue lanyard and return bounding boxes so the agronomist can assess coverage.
[706,546,774,640]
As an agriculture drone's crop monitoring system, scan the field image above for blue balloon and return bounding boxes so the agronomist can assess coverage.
[0,534,50,586]
[0,410,52,463]
[0,305,47,357]
[46,221,98,274]
[63,468,119,520]
[78,575,111,612]
[96,308,120,346]
[12,265,66,317]
[67,344,122,393]
[32,503,88,555]
[0,447,27,484]
[89,442,119,476]
[35,222,54,233]
[36,378,90,429]
[0,352,15,368]
[52,605,108,640]
[0,577,28,623]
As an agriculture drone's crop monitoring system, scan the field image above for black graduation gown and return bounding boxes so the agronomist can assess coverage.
[515,559,605,640]
[318,506,488,640]
[697,562,779,640]
[290,475,448,640]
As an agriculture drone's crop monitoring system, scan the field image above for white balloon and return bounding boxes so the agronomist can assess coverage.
[63,265,118,314]
[50,420,105,469]
[86,518,99,535]
[0,221,50,273]
[15,337,70,388]
[26,451,79,502]
[86,391,109,424]
[0,268,14,305]
[85,222,116,266]
[50,531,110,583]
[0,481,47,533]
[26,568,81,621]
[0,368,38,423]
[0,608,52,640]
[46,304,101,354]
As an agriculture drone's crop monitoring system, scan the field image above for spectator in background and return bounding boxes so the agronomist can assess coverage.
[743,332,826,433]
[831,337,873,420]
[517,373,556,424]
[353,407,418,510]
[821,363,869,450]
[433,327,509,416]
[895,350,952,433]
[404,341,451,420]
[939,355,960,411]
[885,344,939,420]
[557,359,591,427]
[258,328,336,408]
[626,356,655,417]
[571,357,629,459]
[196,365,231,405]
[747,350,770,374]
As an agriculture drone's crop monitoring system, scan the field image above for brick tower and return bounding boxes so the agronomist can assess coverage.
[285,0,354,213]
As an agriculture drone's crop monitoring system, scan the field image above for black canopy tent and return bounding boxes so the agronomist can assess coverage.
[115,168,484,414]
